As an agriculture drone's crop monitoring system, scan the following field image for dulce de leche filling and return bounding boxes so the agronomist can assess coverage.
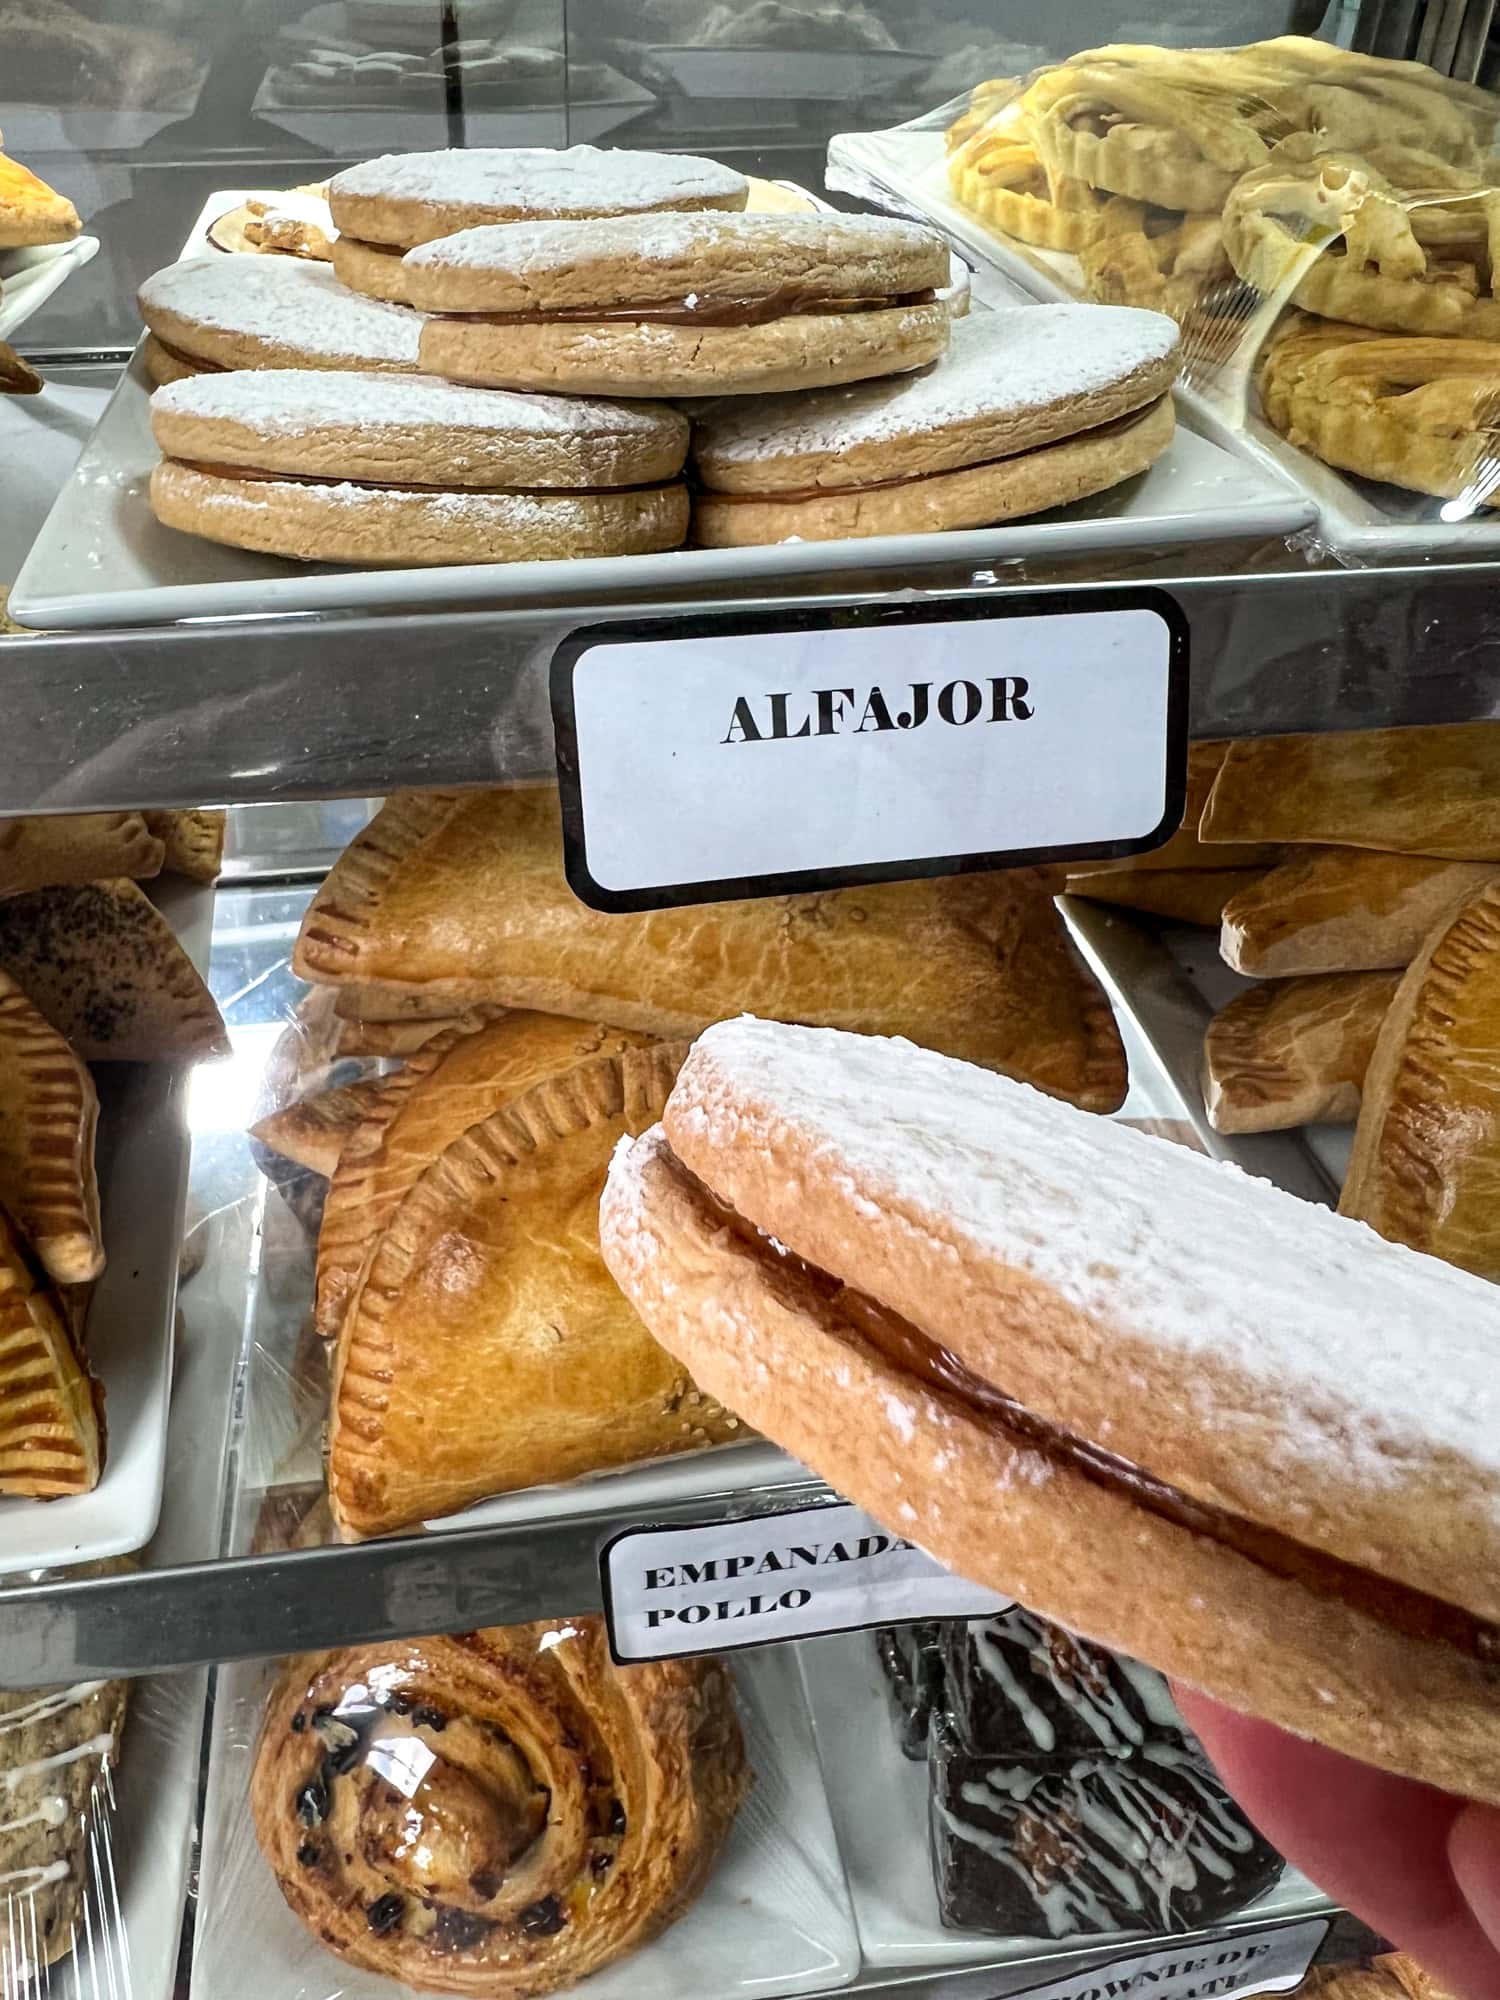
[688,1169,1500,1666]
[437,286,939,329]
[173,459,678,499]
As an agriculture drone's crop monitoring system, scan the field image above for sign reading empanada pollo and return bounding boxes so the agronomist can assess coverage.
[552,592,1187,911]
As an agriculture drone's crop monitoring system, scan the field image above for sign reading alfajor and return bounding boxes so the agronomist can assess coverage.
[552,592,1186,911]
[602,1500,1005,1661]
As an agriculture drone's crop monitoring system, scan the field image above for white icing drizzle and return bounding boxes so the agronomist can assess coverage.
[1116,1656,1184,1733]
[2,1734,116,1792]
[966,1612,1180,1755]
[0,1684,105,1740]
[0,1800,68,1835]
[971,1624,1056,1752]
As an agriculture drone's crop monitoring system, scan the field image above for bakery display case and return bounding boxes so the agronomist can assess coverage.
[2,6,1499,1999]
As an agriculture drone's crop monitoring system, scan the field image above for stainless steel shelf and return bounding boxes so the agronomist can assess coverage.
[3,557,1499,814]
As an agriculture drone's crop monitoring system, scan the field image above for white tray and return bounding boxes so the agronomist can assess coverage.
[0,238,100,345]
[830,125,1500,560]
[0,874,211,1569]
[9,185,1316,633]
[196,1640,859,2000]
[800,1630,1329,1972]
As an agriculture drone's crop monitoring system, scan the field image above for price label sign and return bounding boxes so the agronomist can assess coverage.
[601,1499,1007,1663]
[551,591,1188,912]
[998,1916,1330,2000]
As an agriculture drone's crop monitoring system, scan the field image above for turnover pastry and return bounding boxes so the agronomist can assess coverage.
[315,1013,654,1340]
[0,971,101,1284]
[329,1040,742,1537]
[602,1016,1500,1801]
[0,1669,127,1979]
[137,255,424,386]
[250,1077,393,1180]
[1200,724,1500,860]
[328,145,748,302]
[1065,865,1259,927]
[252,1618,747,1996]
[0,152,80,249]
[0,880,227,1063]
[1202,970,1398,1133]
[946,99,1105,253]
[0,811,163,899]
[0,1207,101,1497]
[144,808,226,883]
[1258,313,1500,509]
[149,369,690,566]
[691,305,1177,543]
[1342,877,1500,1279]
[293,787,1128,1112]
[408,211,950,398]
[1220,848,1498,975]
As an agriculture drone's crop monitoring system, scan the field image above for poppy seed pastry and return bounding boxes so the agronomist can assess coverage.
[407,211,951,397]
[601,1016,1500,1803]
[691,304,1180,543]
[137,255,425,384]
[328,145,749,301]
[148,369,691,566]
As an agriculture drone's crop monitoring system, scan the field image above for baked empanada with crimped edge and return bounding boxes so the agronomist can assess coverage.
[250,1076,395,1181]
[1203,969,1398,1134]
[0,1206,102,1497]
[144,808,226,883]
[0,969,102,1283]
[0,812,163,900]
[1220,848,1498,976]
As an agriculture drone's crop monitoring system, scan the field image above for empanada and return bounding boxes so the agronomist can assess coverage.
[1221,849,1497,975]
[1202,970,1398,1133]
[144,808,226,883]
[0,812,163,899]
[1066,866,1263,926]
[0,1207,101,1497]
[295,789,1127,1112]
[250,1077,394,1180]
[0,969,102,1282]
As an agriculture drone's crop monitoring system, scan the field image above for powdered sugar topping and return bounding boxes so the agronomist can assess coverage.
[667,1017,1500,1507]
[139,256,423,363]
[407,208,941,275]
[152,367,677,440]
[331,145,747,216]
[696,305,1179,463]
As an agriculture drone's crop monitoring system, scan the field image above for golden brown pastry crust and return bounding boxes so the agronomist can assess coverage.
[0,1206,101,1497]
[1065,865,1262,926]
[1203,970,1398,1133]
[0,152,81,248]
[144,808,226,883]
[1341,878,1500,1278]
[315,1014,656,1341]
[0,881,227,1063]
[0,812,163,899]
[1200,726,1500,860]
[1220,849,1498,976]
[602,1128,1500,1805]
[329,1042,741,1539]
[293,789,1127,1113]
[0,970,102,1283]
[250,1077,394,1180]
[252,1618,748,1997]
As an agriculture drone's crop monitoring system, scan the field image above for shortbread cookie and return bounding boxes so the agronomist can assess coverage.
[148,369,690,565]
[137,255,424,383]
[329,145,748,301]
[692,304,1179,544]
[408,211,950,397]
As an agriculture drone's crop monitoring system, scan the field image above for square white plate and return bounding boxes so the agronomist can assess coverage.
[0,874,211,1569]
[0,238,100,346]
[8,188,1315,632]
[829,125,1500,560]
[195,1639,859,2000]
[799,1630,1330,1970]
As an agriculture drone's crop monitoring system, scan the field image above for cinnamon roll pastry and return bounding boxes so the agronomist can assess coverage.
[252,1618,748,1997]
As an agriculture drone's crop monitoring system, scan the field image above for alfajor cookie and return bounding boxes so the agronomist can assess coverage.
[406,210,951,398]
[147,369,689,565]
[328,145,749,302]
[138,255,424,386]
[691,303,1180,544]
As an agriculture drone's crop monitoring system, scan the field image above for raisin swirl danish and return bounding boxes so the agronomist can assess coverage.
[251,1619,748,1996]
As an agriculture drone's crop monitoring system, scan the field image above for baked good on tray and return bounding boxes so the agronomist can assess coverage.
[252,1618,747,1996]
[602,1016,1500,1801]
[0,1206,101,1497]
[1202,969,1399,1133]
[1219,849,1498,976]
[0,970,101,1285]
[292,787,1127,1111]
[0,151,80,249]
[328,145,748,303]
[689,304,1178,544]
[147,370,691,565]
[407,211,951,397]
[145,807,226,884]
[0,811,164,899]
[137,255,424,385]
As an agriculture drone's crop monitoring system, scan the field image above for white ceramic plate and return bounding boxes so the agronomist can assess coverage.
[828,126,1500,559]
[8,187,1315,632]
[799,1630,1330,1971]
[0,238,100,345]
[0,874,211,1569]
[195,1640,859,2000]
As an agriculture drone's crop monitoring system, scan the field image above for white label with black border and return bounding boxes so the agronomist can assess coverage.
[601,1500,1007,1662]
[1000,1916,1330,2000]
[553,594,1185,910]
